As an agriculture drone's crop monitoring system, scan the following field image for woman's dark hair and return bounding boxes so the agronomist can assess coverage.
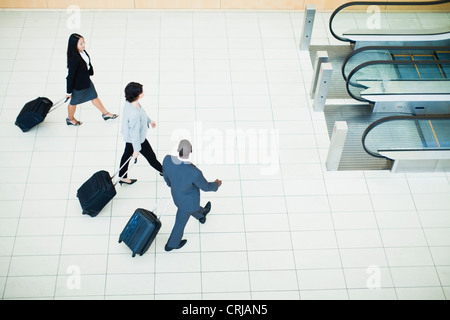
[125,82,143,102]
[67,33,84,68]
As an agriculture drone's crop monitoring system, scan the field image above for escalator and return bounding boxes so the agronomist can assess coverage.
[329,0,450,48]
[338,56,450,169]
[324,106,450,171]
[321,1,450,170]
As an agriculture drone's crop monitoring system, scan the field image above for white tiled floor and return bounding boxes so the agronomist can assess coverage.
[0,9,450,300]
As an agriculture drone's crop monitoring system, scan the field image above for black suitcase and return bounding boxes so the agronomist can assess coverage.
[77,157,133,217]
[15,97,67,132]
[119,191,169,257]
[77,170,117,217]
[119,208,162,257]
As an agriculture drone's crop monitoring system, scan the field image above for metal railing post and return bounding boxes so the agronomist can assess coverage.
[310,51,328,98]
[300,4,316,51]
[326,121,348,171]
[313,62,333,112]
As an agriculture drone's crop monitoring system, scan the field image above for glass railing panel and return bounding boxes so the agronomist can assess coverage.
[364,120,426,155]
[343,48,394,79]
[347,62,399,100]
[346,61,450,101]
[331,4,391,41]
[342,46,450,80]
[363,117,450,157]
[330,1,450,42]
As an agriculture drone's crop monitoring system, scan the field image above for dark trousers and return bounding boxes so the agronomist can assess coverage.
[167,206,205,248]
[119,139,162,178]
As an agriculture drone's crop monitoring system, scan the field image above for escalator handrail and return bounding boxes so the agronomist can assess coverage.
[341,45,450,81]
[329,0,450,43]
[362,114,450,158]
[345,58,450,102]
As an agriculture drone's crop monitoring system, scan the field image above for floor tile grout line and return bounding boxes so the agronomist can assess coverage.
[402,174,446,298]
[289,12,352,300]
[257,12,301,298]
[8,230,450,239]
[362,170,399,299]
[190,11,206,301]
[288,11,339,300]
[102,10,130,300]
[1,10,27,301]
[6,245,450,258]
[51,10,95,300]
[37,10,77,300]
[224,12,253,299]
[152,11,163,300]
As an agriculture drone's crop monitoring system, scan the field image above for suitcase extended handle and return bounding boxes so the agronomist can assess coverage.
[47,97,70,114]
[113,157,171,219]
[157,197,170,220]
[152,187,170,219]
[111,156,135,186]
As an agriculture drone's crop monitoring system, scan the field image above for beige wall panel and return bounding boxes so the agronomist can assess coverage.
[380,2,450,12]
[221,0,304,10]
[325,0,450,13]
[2,0,447,11]
[46,0,135,9]
[309,0,348,11]
[0,0,47,8]
[135,0,220,9]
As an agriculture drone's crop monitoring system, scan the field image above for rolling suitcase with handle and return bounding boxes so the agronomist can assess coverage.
[15,97,68,132]
[119,190,169,257]
[77,157,134,217]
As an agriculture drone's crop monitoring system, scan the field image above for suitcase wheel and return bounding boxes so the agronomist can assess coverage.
[118,239,122,243]
[132,253,136,258]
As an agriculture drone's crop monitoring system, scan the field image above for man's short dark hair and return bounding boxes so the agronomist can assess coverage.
[125,82,143,102]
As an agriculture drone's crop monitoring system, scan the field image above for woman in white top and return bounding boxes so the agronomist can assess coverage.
[119,82,163,185]
[65,33,118,126]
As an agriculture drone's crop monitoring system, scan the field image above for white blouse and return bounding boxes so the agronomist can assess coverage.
[80,50,91,70]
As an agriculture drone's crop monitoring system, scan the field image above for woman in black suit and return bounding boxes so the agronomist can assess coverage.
[65,33,118,126]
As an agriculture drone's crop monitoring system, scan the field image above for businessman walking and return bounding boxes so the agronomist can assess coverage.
[162,139,222,251]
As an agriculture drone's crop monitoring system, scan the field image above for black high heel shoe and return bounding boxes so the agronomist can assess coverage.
[119,179,137,186]
[66,118,82,126]
[102,113,118,121]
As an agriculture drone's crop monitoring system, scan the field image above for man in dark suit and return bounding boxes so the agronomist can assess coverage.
[162,140,222,251]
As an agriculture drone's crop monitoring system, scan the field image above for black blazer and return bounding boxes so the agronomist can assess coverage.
[66,51,94,94]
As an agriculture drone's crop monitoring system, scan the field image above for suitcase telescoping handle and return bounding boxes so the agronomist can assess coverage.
[47,97,70,114]
[111,156,136,186]
[153,187,170,219]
